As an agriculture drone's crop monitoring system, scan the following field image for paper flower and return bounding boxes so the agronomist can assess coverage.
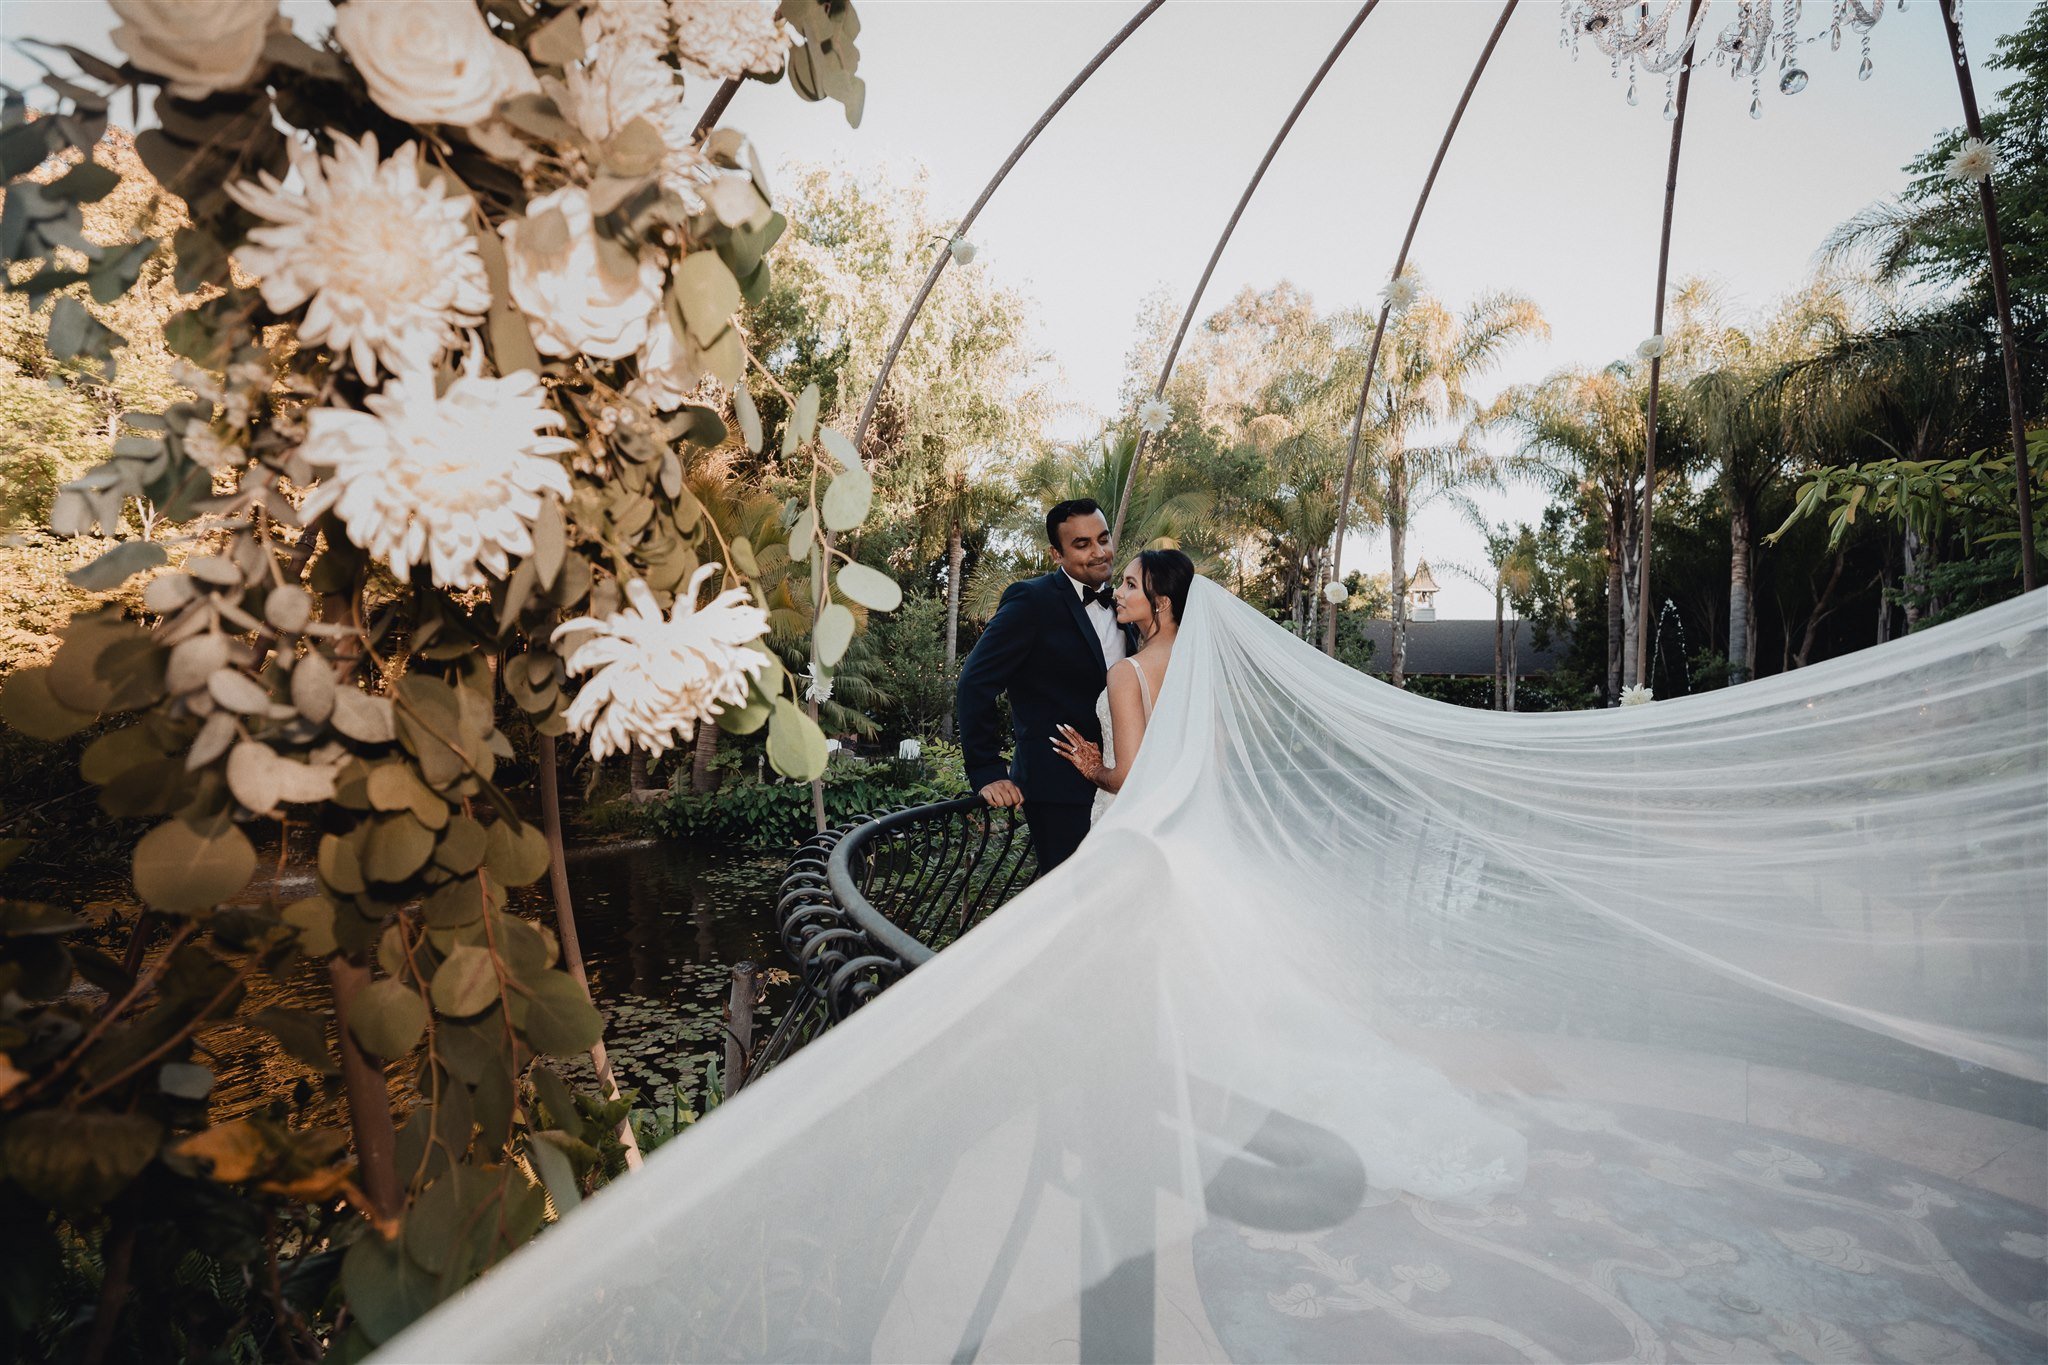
[672,0,791,81]
[1322,580,1348,606]
[948,237,978,265]
[109,0,279,101]
[804,663,833,704]
[228,134,488,383]
[300,367,573,589]
[1381,273,1418,315]
[554,566,772,760]
[1636,334,1666,362]
[503,186,664,360]
[1137,398,1173,435]
[1946,137,1996,184]
[1619,684,1654,706]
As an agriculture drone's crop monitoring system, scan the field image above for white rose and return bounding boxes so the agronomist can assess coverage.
[109,0,279,101]
[502,186,663,360]
[335,0,539,129]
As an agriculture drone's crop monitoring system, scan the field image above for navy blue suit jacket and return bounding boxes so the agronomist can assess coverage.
[957,571,1133,806]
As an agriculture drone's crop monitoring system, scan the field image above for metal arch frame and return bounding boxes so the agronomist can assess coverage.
[1320,0,1522,657]
[1108,0,1387,552]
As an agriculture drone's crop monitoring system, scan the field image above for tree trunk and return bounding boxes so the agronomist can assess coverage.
[1305,553,1325,644]
[690,721,720,795]
[1605,537,1624,702]
[329,956,401,1222]
[628,750,656,802]
[1794,550,1848,668]
[1618,522,1640,695]
[942,516,964,740]
[1901,526,1924,631]
[1499,581,1515,716]
[1727,496,1754,686]
[1506,615,1519,712]
[1389,452,1408,688]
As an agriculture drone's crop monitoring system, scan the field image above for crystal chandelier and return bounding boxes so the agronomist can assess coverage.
[1560,0,1935,119]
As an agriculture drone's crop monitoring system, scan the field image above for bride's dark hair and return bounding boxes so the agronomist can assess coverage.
[1135,548,1195,633]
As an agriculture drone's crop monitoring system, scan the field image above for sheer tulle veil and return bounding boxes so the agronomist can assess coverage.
[384,577,2047,1363]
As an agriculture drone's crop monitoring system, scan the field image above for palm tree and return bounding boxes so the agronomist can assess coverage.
[1367,289,1547,687]
[1452,502,1540,710]
[902,445,1010,737]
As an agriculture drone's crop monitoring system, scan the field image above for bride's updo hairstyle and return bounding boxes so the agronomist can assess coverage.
[1135,548,1195,633]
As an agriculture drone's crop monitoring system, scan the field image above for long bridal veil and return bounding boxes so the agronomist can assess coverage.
[386,578,2046,1363]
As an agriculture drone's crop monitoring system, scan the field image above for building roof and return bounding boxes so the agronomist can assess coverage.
[1408,559,1439,592]
[1356,618,1566,678]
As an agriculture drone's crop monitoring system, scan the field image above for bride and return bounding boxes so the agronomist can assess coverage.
[1050,547,1193,817]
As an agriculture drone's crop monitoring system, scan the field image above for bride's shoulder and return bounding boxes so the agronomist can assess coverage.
[1106,656,1142,693]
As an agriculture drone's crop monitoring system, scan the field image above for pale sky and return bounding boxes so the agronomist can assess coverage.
[3,1,2032,615]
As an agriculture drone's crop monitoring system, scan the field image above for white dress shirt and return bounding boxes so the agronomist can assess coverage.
[1061,569,1128,666]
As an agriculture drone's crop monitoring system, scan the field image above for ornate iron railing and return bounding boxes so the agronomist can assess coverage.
[737,796,1036,1088]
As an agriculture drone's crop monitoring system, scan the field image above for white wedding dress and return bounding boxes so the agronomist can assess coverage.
[1088,656,1151,823]
[385,578,2048,1365]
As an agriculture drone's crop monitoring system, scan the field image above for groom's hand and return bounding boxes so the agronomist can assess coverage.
[978,779,1024,808]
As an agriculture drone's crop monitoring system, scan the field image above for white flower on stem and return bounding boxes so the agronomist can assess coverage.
[804,663,833,704]
[1381,272,1418,315]
[1636,334,1667,362]
[300,366,573,589]
[1322,580,1348,607]
[948,237,978,265]
[503,186,664,361]
[554,565,772,761]
[335,0,538,129]
[671,0,791,81]
[109,0,279,101]
[630,312,711,412]
[1137,397,1173,435]
[898,738,922,761]
[1946,136,1996,184]
[228,134,489,383]
[1619,684,1654,706]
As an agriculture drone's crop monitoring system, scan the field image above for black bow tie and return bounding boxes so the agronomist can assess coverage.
[1081,585,1115,610]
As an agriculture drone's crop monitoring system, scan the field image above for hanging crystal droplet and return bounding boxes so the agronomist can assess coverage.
[1750,93,1763,118]
[1664,94,1677,119]
[1780,66,1809,93]
[1858,53,1873,78]
[1627,73,1640,105]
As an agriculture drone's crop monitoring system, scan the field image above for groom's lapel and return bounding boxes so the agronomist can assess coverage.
[1053,572,1108,672]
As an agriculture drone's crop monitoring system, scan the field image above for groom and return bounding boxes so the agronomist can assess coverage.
[957,498,1132,874]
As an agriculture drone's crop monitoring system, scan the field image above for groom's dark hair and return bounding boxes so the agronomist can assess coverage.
[1045,498,1105,549]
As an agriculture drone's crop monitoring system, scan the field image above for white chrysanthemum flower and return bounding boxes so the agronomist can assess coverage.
[228,134,488,383]
[1322,580,1348,606]
[948,237,978,265]
[1381,273,1418,314]
[804,663,833,703]
[565,5,721,206]
[1636,334,1667,362]
[109,0,279,101]
[1137,397,1173,435]
[503,186,664,360]
[553,566,771,760]
[1619,684,1654,706]
[335,0,538,128]
[671,0,791,81]
[300,367,573,588]
[1946,136,1996,184]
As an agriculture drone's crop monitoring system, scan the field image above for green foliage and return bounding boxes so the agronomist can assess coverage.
[651,751,960,849]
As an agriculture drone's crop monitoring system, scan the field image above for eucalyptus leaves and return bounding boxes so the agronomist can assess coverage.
[0,0,874,1352]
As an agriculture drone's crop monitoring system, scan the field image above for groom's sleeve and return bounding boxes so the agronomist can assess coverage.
[957,580,1035,792]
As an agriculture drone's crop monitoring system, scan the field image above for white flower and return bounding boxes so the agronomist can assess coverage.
[335,0,538,129]
[948,237,978,265]
[1137,397,1173,435]
[1381,272,1418,315]
[227,134,488,383]
[565,5,721,202]
[109,0,279,101]
[1946,136,1996,184]
[1619,683,1654,705]
[503,186,664,361]
[671,0,791,81]
[804,663,833,704]
[1322,580,1348,606]
[1636,334,1667,362]
[897,738,922,761]
[630,312,712,412]
[555,566,771,760]
[825,738,843,753]
[300,367,573,589]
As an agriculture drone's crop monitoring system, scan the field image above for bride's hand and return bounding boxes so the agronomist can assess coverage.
[1050,724,1103,783]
